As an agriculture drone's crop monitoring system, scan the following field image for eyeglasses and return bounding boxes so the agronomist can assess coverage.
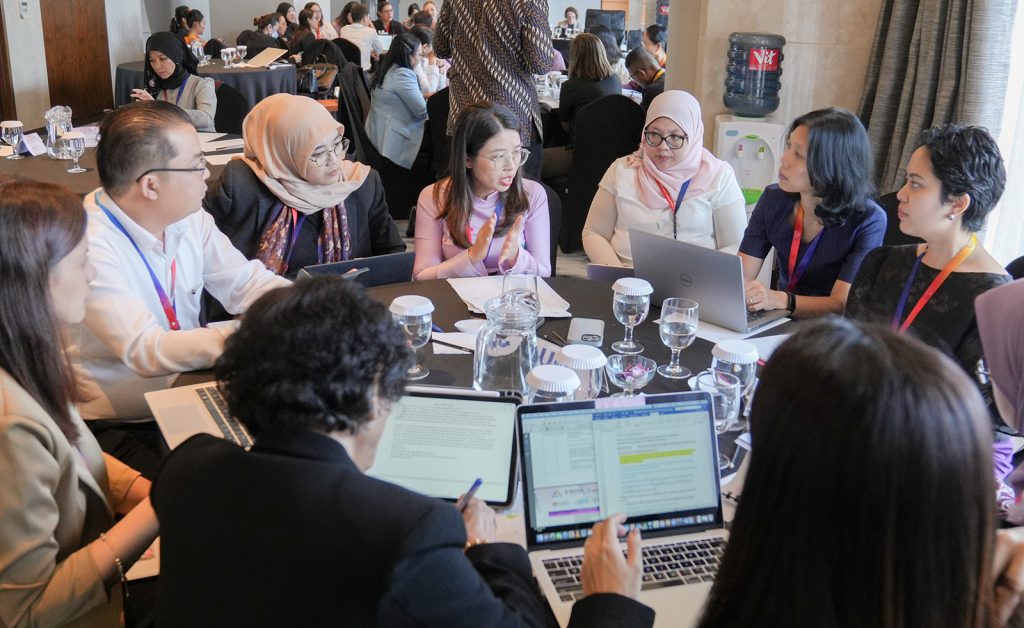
[481,148,530,169]
[135,156,208,181]
[643,131,688,150]
[310,136,350,166]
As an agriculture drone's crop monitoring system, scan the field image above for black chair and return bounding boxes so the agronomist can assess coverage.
[541,181,562,276]
[584,9,626,45]
[236,30,254,46]
[1007,255,1024,280]
[426,87,451,180]
[876,192,924,247]
[558,94,644,253]
[305,39,346,69]
[212,81,251,135]
[333,38,363,67]
[625,29,642,50]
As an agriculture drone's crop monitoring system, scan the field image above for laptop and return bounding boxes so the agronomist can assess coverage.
[629,229,789,333]
[146,382,253,450]
[518,392,729,627]
[244,46,288,68]
[585,263,634,283]
[297,251,415,287]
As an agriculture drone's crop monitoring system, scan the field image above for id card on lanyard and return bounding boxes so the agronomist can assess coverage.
[654,179,691,240]
[95,193,182,330]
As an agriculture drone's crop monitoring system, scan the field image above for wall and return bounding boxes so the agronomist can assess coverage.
[667,0,882,149]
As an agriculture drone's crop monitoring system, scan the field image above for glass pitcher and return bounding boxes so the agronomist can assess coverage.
[473,289,540,395]
[44,106,72,159]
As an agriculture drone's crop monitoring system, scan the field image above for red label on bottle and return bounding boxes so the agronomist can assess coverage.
[748,48,780,71]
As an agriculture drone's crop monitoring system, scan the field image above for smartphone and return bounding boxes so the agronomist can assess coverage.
[567,317,605,347]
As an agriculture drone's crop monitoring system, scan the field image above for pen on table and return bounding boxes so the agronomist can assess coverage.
[431,323,444,333]
[431,338,473,353]
[455,478,483,512]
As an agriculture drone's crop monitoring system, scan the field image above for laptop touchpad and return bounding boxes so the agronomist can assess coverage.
[161,404,214,433]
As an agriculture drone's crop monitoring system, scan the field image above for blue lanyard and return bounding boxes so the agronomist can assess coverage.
[654,179,691,240]
[163,81,187,105]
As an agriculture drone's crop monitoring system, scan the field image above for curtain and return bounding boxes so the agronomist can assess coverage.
[858,0,1017,193]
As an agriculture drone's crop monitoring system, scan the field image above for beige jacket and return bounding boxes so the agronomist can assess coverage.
[0,369,141,626]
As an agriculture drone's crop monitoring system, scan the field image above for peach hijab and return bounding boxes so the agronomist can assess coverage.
[240,93,370,214]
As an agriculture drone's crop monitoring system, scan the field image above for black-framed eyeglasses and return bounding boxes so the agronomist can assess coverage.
[643,131,688,150]
[310,135,350,166]
[481,148,530,169]
[135,156,208,182]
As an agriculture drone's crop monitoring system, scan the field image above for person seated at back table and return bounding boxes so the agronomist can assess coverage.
[287,8,319,64]
[205,93,405,283]
[374,0,405,35]
[132,32,217,133]
[542,33,622,179]
[276,2,299,45]
[642,24,667,68]
[0,180,159,626]
[71,101,289,478]
[408,25,449,97]
[183,9,225,58]
[625,48,664,110]
[411,9,434,28]
[152,277,567,625]
[339,3,383,71]
[582,90,746,266]
[366,33,429,171]
[739,107,885,318]
[403,2,420,29]
[555,6,580,35]
[590,24,631,86]
[304,1,338,39]
[414,102,551,279]
[247,12,288,60]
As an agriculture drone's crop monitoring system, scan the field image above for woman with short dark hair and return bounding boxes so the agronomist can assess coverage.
[740,107,886,317]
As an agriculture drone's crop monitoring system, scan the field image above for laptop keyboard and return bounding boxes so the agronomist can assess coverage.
[541,536,726,602]
[195,385,254,449]
[745,309,770,324]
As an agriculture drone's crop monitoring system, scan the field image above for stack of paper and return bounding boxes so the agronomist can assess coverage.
[446,276,571,318]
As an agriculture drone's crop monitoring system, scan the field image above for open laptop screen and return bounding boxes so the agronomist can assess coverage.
[518,393,723,548]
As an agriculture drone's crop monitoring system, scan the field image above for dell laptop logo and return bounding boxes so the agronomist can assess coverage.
[678,273,693,287]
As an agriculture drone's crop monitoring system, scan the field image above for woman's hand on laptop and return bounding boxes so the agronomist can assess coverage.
[581,513,642,600]
[744,280,785,311]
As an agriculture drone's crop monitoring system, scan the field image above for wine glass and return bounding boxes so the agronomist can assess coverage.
[60,132,87,173]
[389,296,434,380]
[236,45,248,66]
[611,278,652,355]
[1,120,24,160]
[657,298,698,379]
[694,370,742,469]
[605,355,656,397]
[221,48,235,68]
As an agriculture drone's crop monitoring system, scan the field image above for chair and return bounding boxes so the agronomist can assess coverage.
[625,29,643,50]
[333,38,363,67]
[584,9,626,45]
[1007,255,1024,280]
[876,192,923,246]
[540,182,562,276]
[426,87,451,180]
[305,39,346,69]
[212,81,251,135]
[558,94,644,253]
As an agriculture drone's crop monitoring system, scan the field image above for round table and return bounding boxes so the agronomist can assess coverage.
[114,60,297,109]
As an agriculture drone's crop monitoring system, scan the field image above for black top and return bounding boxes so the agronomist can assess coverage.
[246,32,286,60]
[289,30,316,59]
[558,74,622,141]
[846,244,1010,375]
[640,76,665,110]
[372,18,405,35]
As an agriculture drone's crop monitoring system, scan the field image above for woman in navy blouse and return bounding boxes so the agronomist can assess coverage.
[739,108,886,317]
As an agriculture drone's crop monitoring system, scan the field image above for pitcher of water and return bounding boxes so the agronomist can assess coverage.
[44,106,72,159]
[473,289,540,395]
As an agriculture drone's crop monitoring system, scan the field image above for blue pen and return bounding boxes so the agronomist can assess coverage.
[456,478,483,512]
[431,323,444,333]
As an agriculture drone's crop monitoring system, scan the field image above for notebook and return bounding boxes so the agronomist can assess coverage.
[146,382,253,450]
[629,229,789,333]
[518,392,728,627]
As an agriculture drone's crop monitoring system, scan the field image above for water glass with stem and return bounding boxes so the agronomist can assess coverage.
[1,121,24,160]
[389,296,434,380]
[611,278,652,355]
[657,298,698,379]
[221,48,235,68]
[60,132,87,173]
[236,45,247,65]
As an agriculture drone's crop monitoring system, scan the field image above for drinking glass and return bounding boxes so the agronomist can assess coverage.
[203,54,212,66]
[236,45,248,65]
[390,296,434,380]
[612,292,650,354]
[60,132,86,173]
[221,48,235,68]
[1,121,24,160]
[502,273,542,326]
[605,355,656,397]
[657,298,698,379]
[694,370,742,469]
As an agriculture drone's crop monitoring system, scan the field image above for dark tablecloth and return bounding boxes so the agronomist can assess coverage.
[114,60,297,109]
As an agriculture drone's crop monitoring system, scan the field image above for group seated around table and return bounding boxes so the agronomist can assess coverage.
[582,90,747,265]
[413,102,551,279]
[204,93,405,283]
[133,32,217,132]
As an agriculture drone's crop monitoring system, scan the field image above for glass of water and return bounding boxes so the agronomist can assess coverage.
[221,48,235,68]
[1,120,24,160]
[611,278,652,355]
[60,132,87,173]
[236,45,247,65]
[657,298,698,379]
[694,370,742,469]
[389,295,434,380]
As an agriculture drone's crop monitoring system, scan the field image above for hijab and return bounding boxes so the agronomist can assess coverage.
[977,279,1024,431]
[145,32,190,93]
[628,90,728,211]
[240,93,369,214]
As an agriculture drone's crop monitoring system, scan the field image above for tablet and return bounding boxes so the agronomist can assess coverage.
[298,251,415,287]
[367,390,520,507]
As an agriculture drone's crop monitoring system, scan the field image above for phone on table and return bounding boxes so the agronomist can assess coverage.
[567,317,605,347]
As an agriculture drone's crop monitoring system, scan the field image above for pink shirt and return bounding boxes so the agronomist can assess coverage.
[413,179,551,280]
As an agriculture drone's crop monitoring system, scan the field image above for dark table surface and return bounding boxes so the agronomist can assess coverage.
[114,60,297,109]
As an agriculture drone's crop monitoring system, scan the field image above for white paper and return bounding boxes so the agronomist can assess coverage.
[196,132,227,143]
[21,133,47,156]
[201,138,244,152]
[693,317,790,343]
[432,331,476,354]
[745,334,790,362]
[126,538,160,580]
[446,276,571,318]
[204,153,241,165]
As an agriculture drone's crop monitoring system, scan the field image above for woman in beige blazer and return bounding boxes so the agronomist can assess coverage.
[0,180,159,626]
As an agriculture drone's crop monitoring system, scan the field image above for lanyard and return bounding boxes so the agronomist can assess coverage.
[465,197,504,261]
[654,179,691,240]
[786,202,824,292]
[282,208,309,275]
[162,81,187,105]
[891,233,977,332]
[95,193,181,330]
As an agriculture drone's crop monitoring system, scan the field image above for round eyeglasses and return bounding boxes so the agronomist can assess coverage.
[481,148,530,169]
[310,136,350,166]
[643,131,688,150]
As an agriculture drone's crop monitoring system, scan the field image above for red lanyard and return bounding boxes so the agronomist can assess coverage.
[786,203,823,292]
[892,233,977,332]
[654,179,691,240]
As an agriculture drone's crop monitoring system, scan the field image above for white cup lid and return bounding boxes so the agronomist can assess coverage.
[712,339,759,364]
[0,120,22,128]
[612,277,653,296]
[526,364,580,393]
[556,344,607,370]
[389,295,434,316]
[61,131,84,140]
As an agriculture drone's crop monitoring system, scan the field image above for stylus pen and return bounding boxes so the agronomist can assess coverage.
[456,478,483,512]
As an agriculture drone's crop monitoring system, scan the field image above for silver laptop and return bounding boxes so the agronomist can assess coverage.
[145,382,253,450]
[518,392,728,627]
[585,263,634,283]
[629,229,789,332]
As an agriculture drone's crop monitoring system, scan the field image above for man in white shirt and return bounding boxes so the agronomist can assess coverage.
[339,3,383,71]
[71,100,290,476]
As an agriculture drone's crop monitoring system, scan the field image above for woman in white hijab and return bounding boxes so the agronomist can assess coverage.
[204,94,405,283]
[582,90,747,267]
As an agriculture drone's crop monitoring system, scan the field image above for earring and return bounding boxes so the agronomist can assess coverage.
[947,214,956,221]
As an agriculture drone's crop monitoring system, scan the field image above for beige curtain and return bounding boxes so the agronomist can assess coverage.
[858,0,1017,193]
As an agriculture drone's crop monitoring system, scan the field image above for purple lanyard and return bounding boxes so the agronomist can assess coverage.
[786,231,824,292]
[891,251,925,329]
[282,208,309,274]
